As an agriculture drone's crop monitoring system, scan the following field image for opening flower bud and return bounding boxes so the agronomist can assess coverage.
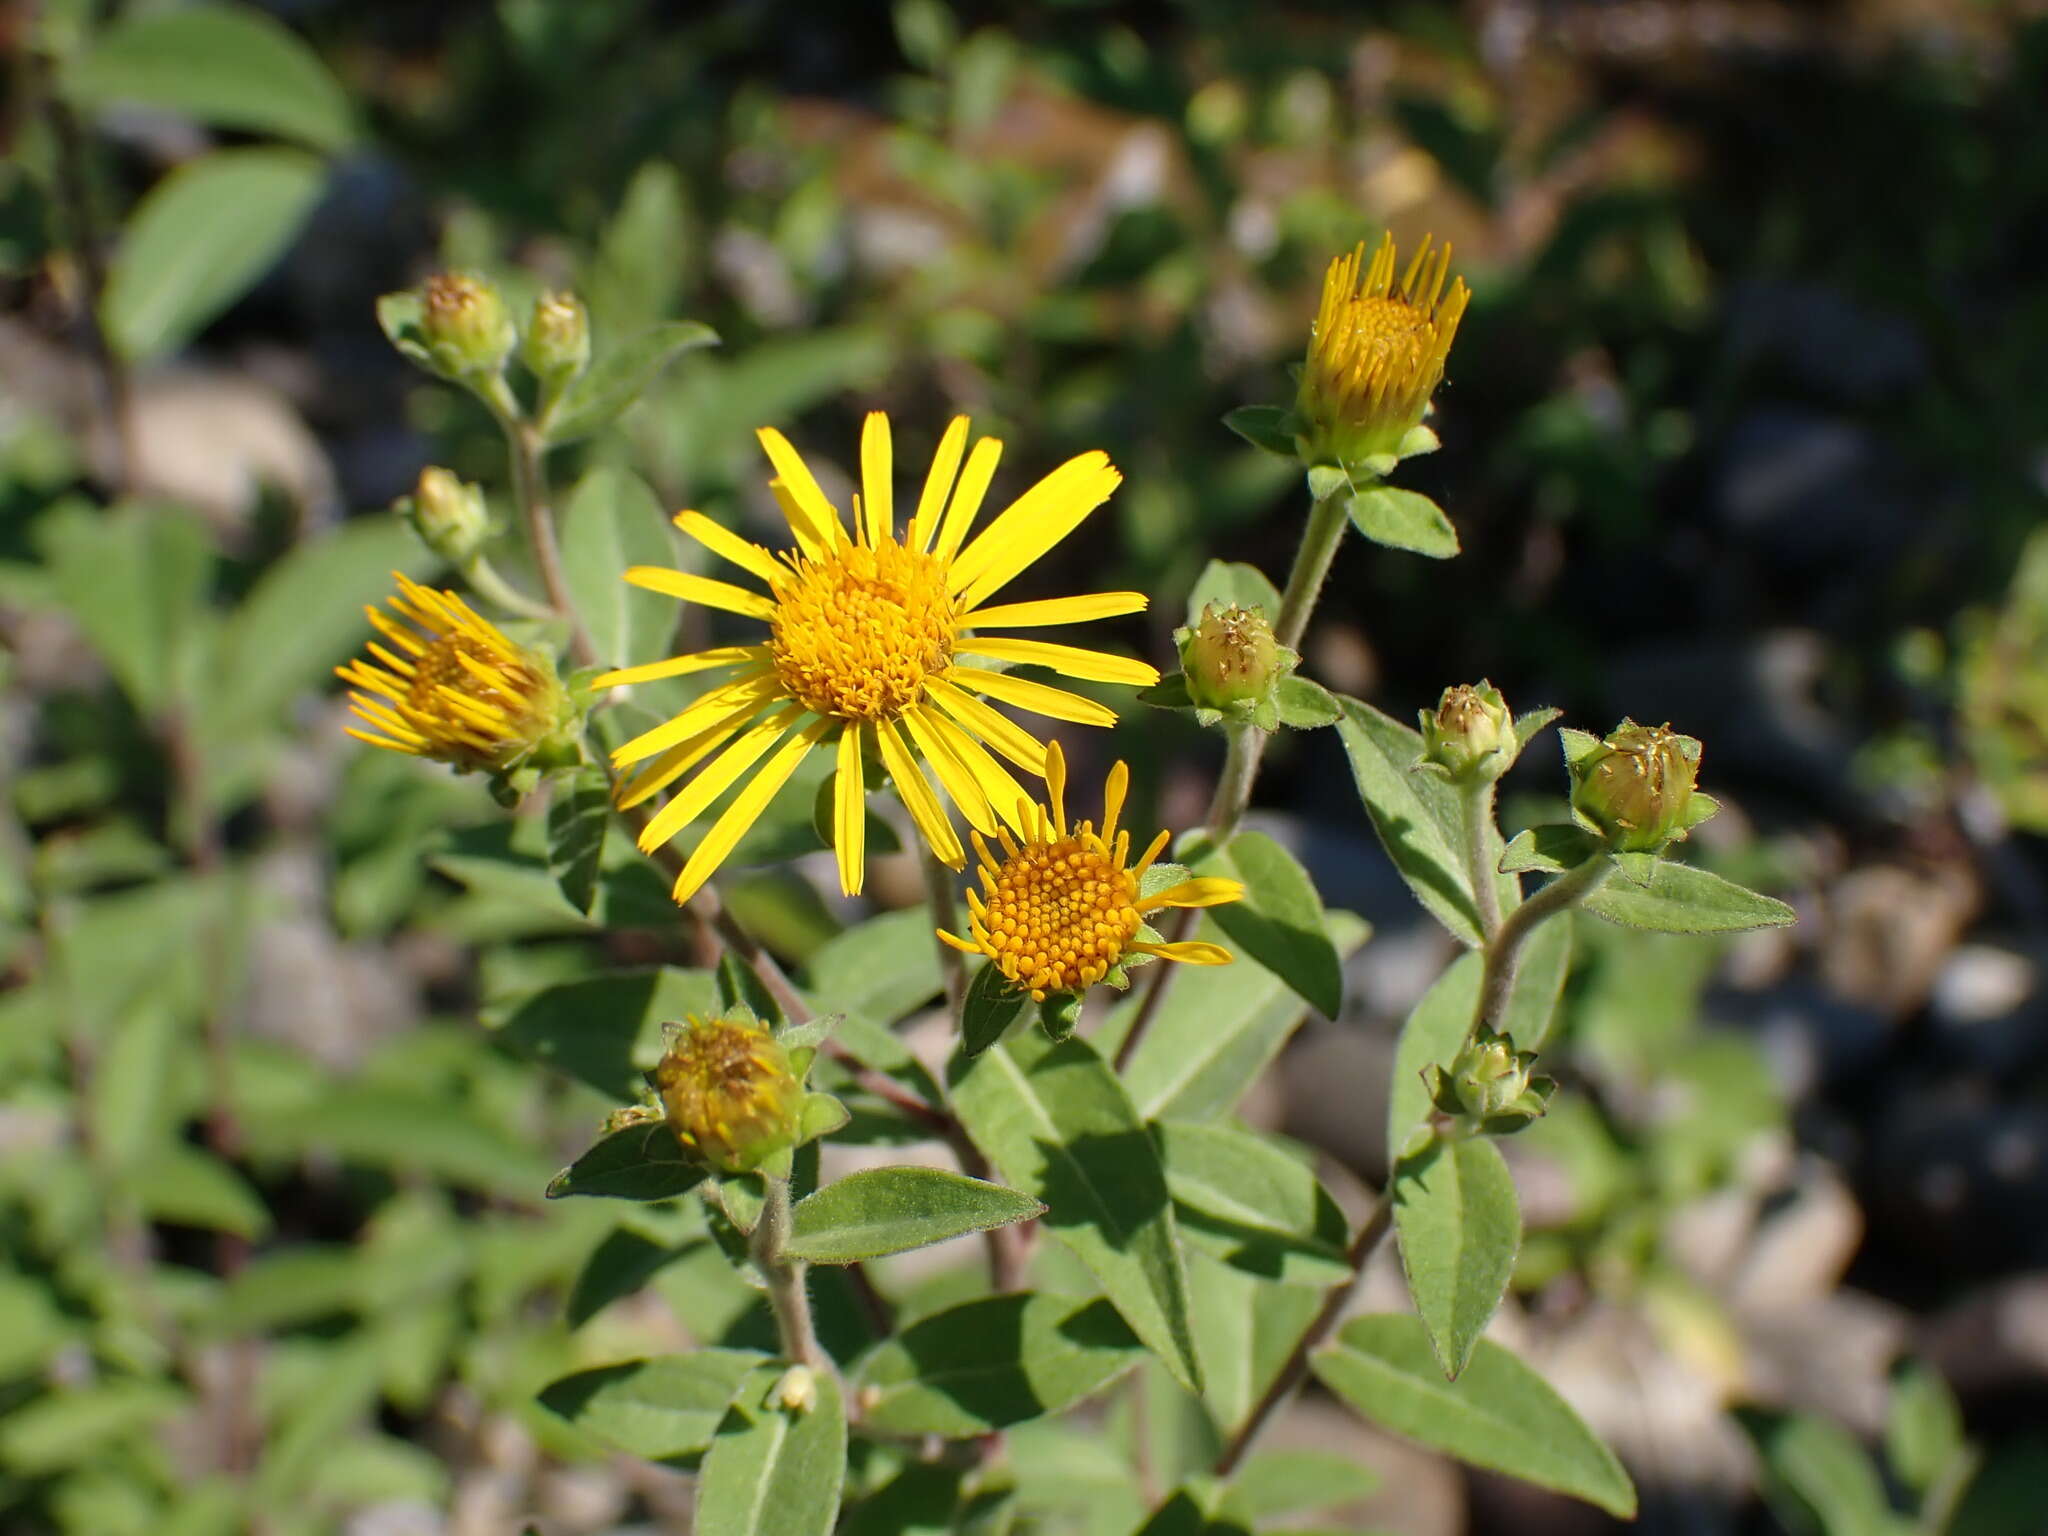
[1451,1031,1533,1120]
[1181,603,1282,709]
[420,272,515,379]
[1571,719,1702,852]
[401,467,489,566]
[654,1012,804,1174]
[1421,680,1513,781]
[523,290,590,390]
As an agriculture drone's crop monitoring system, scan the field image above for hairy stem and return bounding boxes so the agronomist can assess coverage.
[483,378,594,668]
[462,553,557,623]
[1461,778,1503,943]
[752,1176,825,1369]
[1471,854,1612,1037]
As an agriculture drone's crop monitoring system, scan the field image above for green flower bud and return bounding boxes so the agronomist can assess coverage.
[419,272,515,379]
[1571,719,1702,852]
[523,290,590,390]
[1180,603,1282,709]
[1425,1027,1554,1135]
[399,466,489,565]
[654,1011,804,1174]
[1420,680,1513,781]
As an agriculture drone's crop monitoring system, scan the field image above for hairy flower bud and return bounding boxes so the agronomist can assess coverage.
[400,467,489,566]
[1425,1027,1552,1135]
[420,272,515,379]
[1180,603,1282,709]
[1421,680,1513,781]
[1571,719,1701,852]
[523,290,590,391]
[654,1012,803,1174]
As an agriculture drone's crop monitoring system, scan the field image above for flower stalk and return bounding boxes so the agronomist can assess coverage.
[751,1175,826,1370]
[1471,852,1612,1038]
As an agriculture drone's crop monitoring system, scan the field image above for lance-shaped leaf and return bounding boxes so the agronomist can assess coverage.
[785,1168,1041,1264]
[546,767,610,916]
[538,1349,764,1462]
[1347,485,1460,559]
[1156,1121,1350,1285]
[1221,404,1301,458]
[1196,832,1343,1018]
[1336,697,1485,944]
[950,1032,1202,1392]
[1386,955,1482,1165]
[545,321,720,444]
[559,467,677,675]
[696,1362,846,1536]
[961,961,1029,1058]
[547,1119,704,1202]
[1186,560,1283,625]
[1501,912,1573,1050]
[1314,1315,1636,1517]
[1583,861,1796,934]
[1392,1137,1521,1379]
[1498,825,1601,877]
[850,1294,1142,1438]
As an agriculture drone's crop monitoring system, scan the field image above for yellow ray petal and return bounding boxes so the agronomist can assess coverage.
[834,720,867,895]
[769,479,831,562]
[756,427,846,550]
[1102,760,1129,846]
[957,637,1160,687]
[610,669,777,768]
[914,702,1034,838]
[636,705,804,852]
[900,705,996,835]
[958,591,1148,629]
[616,710,754,809]
[932,435,1002,560]
[1136,876,1246,914]
[594,645,768,690]
[947,451,1121,603]
[1132,939,1234,966]
[923,675,1049,775]
[1045,739,1068,837]
[673,511,783,586]
[908,415,969,552]
[876,717,965,869]
[952,666,1117,727]
[859,411,892,547]
[1133,827,1171,880]
[624,566,776,621]
[937,928,980,953]
[671,720,833,906]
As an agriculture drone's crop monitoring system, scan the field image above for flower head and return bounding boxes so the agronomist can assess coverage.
[1296,233,1468,470]
[938,742,1243,1001]
[419,272,515,379]
[1421,680,1514,782]
[524,289,590,389]
[603,413,1160,904]
[401,466,490,565]
[1181,603,1282,710]
[337,572,573,773]
[654,1011,803,1174]
[1570,719,1702,852]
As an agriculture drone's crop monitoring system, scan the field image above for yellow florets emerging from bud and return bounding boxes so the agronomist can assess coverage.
[1571,720,1702,852]
[337,573,575,774]
[768,538,957,721]
[654,1012,803,1174]
[524,290,590,390]
[1296,233,1468,471]
[1422,680,1514,782]
[1182,603,1282,709]
[420,272,515,379]
[401,466,489,566]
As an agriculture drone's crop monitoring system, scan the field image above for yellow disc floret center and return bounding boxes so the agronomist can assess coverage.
[978,835,1142,1000]
[1340,296,1434,375]
[768,538,956,721]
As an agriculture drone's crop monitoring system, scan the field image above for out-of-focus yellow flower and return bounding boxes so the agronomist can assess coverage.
[654,1011,803,1174]
[1296,232,1469,470]
[603,412,1159,905]
[938,741,1242,1001]
[337,572,570,772]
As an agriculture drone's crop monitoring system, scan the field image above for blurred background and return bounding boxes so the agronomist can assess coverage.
[5,1,2048,1532]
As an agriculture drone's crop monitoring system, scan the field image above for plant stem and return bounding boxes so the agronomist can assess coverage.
[482,378,595,668]
[1461,778,1503,942]
[462,553,557,623]
[1114,486,1351,1072]
[1212,1187,1394,1476]
[1470,854,1612,1037]
[751,1176,825,1369]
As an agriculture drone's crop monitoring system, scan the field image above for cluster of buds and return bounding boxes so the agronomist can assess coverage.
[1567,719,1715,854]
[1425,1027,1554,1138]
[651,1008,845,1179]
[390,271,591,403]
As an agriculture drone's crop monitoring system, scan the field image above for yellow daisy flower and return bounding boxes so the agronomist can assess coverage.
[1296,231,1469,468]
[938,741,1243,1001]
[337,572,572,772]
[603,413,1160,904]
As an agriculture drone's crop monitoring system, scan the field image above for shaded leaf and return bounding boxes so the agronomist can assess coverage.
[1197,831,1343,1018]
[1392,1138,1521,1379]
[1221,404,1300,457]
[1385,954,1481,1165]
[559,466,677,674]
[786,1168,1041,1264]
[1498,825,1600,877]
[1336,697,1482,944]
[540,1350,763,1462]
[1156,1120,1350,1285]
[1187,560,1282,626]
[546,768,609,915]
[485,967,718,1100]
[547,1119,704,1202]
[697,1362,846,1536]
[961,960,1029,1058]
[1501,913,1573,1051]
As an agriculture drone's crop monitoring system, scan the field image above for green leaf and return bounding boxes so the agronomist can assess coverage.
[961,960,1029,1058]
[547,1119,705,1202]
[486,966,718,1100]
[567,1227,691,1327]
[0,1379,188,1474]
[1186,560,1283,627]
[1221,1449,1380,1523]
[1514,707,1564,750]
[804,907,944,1026]
[842,1463,967,1536]
[1498,824,1601,877]
[63,3,355,151]
[1110,911,1371,1122]
[1197,831,1343,1018]
[102,148,325,362]
[1744,1411,1896,1536]
[949,1031,1202,1392]
[1274,675,1342,729]
[1314,1315,1636,1517]
[128,1146,271,1239]
[558,466,677,674]
[586,160,692,337]
[1347,486,1459,559]
[696,1362,846,1536]
[785,1167,1041,1264]
[1221,404,1300,458]
[1336,697,1483,944]
[850,1294,1142,1438]
[1158,1121,1350,1285]
[1583,860,1797,934]
[1886,1359,1967,1497]
[1392,1138,1521,1379]
[545,768,609,915]
[546,321,720,444]
[540,1349,763,1462]
[1500,911,1573,1051]
[37,500,211,717]
[1386,954,1481,1165]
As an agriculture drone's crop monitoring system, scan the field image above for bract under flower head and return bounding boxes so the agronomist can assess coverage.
[601,412,1161,905]
[938,741,1243,1001]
